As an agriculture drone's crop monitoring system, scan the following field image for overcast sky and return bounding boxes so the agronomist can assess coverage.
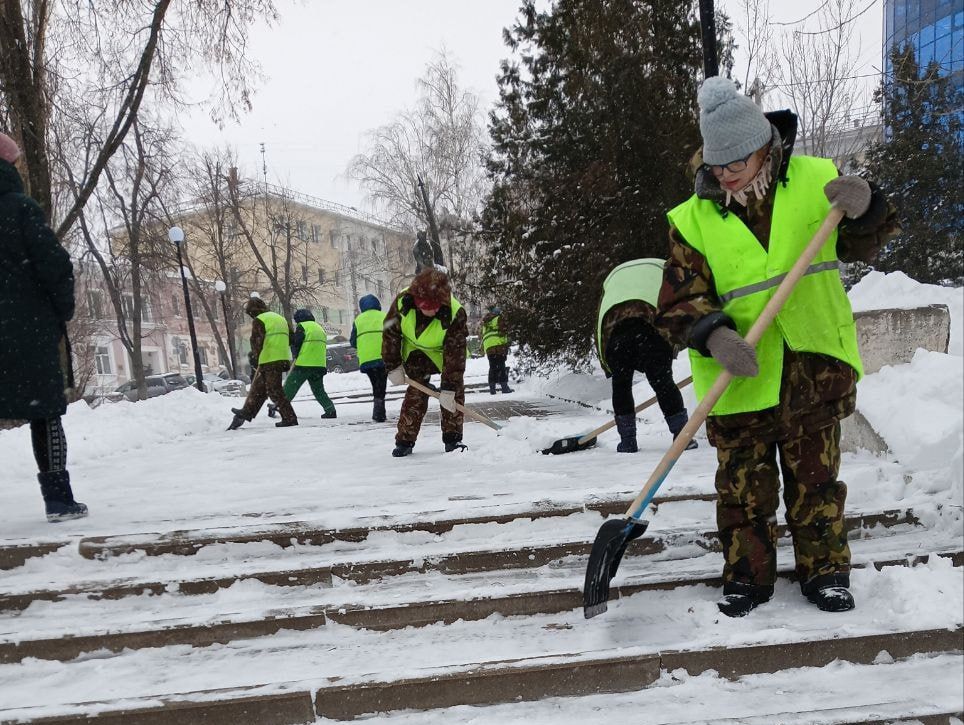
[181,0,883,215]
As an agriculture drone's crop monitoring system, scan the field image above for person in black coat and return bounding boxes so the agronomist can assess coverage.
[0,132,87,522]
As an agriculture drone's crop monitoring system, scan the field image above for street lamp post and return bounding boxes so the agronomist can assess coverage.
[168,226,206,392]
[214,280,237,378]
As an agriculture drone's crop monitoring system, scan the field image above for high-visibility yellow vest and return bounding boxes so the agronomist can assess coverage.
[595,258,665,374]
[482,316,508,352]
[353,309,386,366]
[399,291,463,372]
[295,320,327,367]
[256,311,291,365]
[667,155,863,416]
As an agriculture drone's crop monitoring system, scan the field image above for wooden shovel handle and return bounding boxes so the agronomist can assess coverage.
[577,376,694,444]
[405,376,503,432]
[623,207,846,520]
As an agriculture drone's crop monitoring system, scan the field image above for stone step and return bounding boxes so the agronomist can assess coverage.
[0,508,920,612]
[4,629,959,723]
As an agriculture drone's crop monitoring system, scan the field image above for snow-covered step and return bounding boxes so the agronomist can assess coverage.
[0,507,925,612]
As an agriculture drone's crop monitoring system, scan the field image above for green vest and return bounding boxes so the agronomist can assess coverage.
[256,311,291,365]
[354,309,386,366]
[482,316,508,352]
[667,155,863,416]
[595,258,665,374]
[399,291,463,372]
[295,320,327,367]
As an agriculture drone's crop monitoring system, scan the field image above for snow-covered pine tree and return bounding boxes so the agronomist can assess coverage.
[478,0,714,368]
[863,44,964,286]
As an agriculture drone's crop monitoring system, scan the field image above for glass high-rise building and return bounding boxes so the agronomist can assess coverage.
[884,0,963,82]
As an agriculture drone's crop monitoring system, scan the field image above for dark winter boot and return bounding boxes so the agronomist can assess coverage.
[717,581,773,618]
[228,407,250,430]
[445,441,468,453]
[38,471,88,523]
[500,382,514,394]
[614,414,638,453]
[489,383,497,395]
[392,441,415,457]
[275,419,298,428]
[372,398,386,422]
[666,410,698,451]
[267,403,278,418]
[802,573,855,613]
[320,410,337,419]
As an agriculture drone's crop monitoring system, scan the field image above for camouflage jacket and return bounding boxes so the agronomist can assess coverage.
[383,291,468,391]
[656,110,900,448]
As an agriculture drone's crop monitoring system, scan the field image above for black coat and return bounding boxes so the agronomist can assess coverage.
[0,160,75,419]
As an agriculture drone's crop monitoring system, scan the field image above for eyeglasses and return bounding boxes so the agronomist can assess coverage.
[705,152,754,177]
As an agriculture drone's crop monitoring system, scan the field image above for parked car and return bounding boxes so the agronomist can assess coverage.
[185,373,246,396]
[326,342,359,373]
[112,373,190,402]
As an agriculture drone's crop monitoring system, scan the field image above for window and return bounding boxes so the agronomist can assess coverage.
[312,224,321,243]
[321,307,329,322]
[329,229,336,248]
[86,289,104,318]
[172,294,181,317]
[198,347,209,366]
[122,295,152,322]
[174,338,188,365]
[318,268,326,284]
[371,238,378,254]
[94,346,112,375]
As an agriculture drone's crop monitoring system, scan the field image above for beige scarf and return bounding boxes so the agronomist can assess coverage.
[724,154,773,208]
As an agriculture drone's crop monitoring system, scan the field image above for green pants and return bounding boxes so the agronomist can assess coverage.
[283,366,335,415]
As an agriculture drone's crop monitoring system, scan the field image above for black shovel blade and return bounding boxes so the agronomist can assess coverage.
[542,435,597,455]
[583,517,649,619]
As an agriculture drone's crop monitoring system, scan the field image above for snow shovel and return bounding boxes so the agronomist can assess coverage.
[583,207,846,619]
[405,376,503,432]
[542,376,693,455]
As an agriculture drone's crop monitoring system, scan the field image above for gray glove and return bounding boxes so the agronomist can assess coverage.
[387,366,406,386]
[438,389,457,412]
[706,326,759,377]
[824,176,871,219]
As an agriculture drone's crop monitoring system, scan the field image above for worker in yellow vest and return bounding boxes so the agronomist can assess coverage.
[268,308,336,420]
[382,268,468,456]
[228,297,297,429]
[479,305,513,395]
[350,294,388,422]
[596,259,695,453]
[657,77,899,617]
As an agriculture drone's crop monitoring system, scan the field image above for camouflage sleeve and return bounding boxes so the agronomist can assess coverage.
[382,295,403,371]
[655,226,733,355]
[249,318,265,360]
[441,307,468,391]
[836,181,901,264]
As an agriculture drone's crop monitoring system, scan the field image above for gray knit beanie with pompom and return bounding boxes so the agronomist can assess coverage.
[697,77,772,165]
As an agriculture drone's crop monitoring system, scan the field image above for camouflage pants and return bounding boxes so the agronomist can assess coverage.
[240,364,296,424]
[396,357,464,446]
[715,421,850,589]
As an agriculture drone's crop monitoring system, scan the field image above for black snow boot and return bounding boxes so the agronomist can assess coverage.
[228,407,250,430]
[275,419,298,428]
[666,410,698,451]
[614,414,638,453]
[500,382,514,394]
[320,410,337,419]
[802,573,855,613]
[372,398,386,422]
[444,441,468,453]
[717,581,773,618]
[392,441,415,457]
[489,383,497,395]
[267,403,278,418]
[38,471,88,523]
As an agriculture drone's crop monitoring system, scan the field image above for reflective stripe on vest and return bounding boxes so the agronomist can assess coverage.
[256,311,291,365]
[295,320,327,367]
[594,258,665,374]
[354,309,386,366]
[666,155,863,416]
[482,316,508,352]
[399,292,463,372]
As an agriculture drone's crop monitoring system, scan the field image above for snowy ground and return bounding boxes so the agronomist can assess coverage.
[0,272,961,722]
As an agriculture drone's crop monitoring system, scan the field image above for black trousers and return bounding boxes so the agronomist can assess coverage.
[365,366,388,399]
[605,319,683,418]
[30,417,68,473]
[487,354,508,386]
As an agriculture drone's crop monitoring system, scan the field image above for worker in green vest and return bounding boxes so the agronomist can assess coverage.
[267,309,336,420]
[228,297,297,430]
[382,268,468,457]
[657,77,899,618]
[479,305,513,395]
[350,294,388,422]
[596,259,695,454]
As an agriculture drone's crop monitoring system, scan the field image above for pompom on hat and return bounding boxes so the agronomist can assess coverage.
[409,268,451,308]
[697,77,772,166]
[0,132,21,164]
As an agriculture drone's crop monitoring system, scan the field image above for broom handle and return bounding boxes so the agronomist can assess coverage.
[624,207,845,520]
[577,376,693,444]
[405,376,503,432]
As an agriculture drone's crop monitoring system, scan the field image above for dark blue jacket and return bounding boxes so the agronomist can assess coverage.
[351,294,384,372]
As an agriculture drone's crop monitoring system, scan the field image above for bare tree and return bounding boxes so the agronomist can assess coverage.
[734,0,779,103]
[0,0,277,232]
